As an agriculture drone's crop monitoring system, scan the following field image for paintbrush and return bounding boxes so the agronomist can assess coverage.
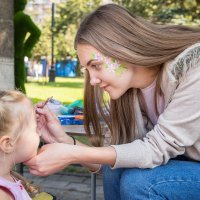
[42,96,53,108]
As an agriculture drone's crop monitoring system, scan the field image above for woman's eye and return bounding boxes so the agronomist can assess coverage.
[92,64,101,69]
[80,67,87,73]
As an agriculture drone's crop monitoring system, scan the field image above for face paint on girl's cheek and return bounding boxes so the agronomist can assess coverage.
[91,52,127,76]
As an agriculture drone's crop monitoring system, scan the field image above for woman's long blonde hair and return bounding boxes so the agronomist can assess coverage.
[74,3,200,147]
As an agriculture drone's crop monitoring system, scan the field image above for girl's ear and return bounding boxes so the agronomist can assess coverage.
[0,135,15,154]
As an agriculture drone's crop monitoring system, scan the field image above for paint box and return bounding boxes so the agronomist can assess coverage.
[58,115,84,125]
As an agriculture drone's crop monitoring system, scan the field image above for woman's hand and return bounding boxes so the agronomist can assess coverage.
[25,143,117,176]
[36,102,70,144]
[25,143,76,176]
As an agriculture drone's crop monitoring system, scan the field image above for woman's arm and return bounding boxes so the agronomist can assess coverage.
[25,143,116,176]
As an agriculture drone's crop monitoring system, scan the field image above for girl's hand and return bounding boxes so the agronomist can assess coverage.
[25,143,76,176]
[36,102,69,144]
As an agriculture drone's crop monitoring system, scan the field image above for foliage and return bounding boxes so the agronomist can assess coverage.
[31,0,200,65]
[55,0,101,58]
[32,20,70,62]
[32,0,101,62]
[31,21,52,61]
[55,0,102,33]
[113,0,200,25]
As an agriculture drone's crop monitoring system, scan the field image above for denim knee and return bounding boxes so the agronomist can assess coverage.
[102,165,124,200]
[120,160,200,200]
[102,165,123,183]
[120,168,149,200]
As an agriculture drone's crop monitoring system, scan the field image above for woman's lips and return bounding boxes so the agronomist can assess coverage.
[100,84,110,91]
[103,85,109,91]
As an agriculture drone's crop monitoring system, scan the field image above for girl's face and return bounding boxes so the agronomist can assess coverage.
[77,44,158,100]
[14,107,40,164]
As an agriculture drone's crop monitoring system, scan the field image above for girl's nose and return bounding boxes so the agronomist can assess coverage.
[90,76,101,86]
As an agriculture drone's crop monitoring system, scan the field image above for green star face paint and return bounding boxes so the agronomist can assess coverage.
[91,52,127,76]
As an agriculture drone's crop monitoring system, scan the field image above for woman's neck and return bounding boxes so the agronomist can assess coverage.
[139,65,161,89]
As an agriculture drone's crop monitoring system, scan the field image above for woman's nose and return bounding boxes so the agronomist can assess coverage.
[90,76,101,86]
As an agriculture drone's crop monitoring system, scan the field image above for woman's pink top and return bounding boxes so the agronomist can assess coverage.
[0,175,31,200]
[140,78,165,125]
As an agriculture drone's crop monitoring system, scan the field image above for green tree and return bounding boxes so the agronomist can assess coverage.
[113,0,200,25]
[33,0,101,62]
[55,0,101,33]
[55,0,101,57]
[32,21,51,60]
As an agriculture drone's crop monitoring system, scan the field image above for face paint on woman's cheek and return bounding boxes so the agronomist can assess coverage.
[104,57,127,76]
[91,52,104,61]
[91,52,127,76]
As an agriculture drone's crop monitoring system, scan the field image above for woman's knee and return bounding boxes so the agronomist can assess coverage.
[102,165,124,200]
[120,161,200,200]
[102,165,124,182]
[120,168,149,199]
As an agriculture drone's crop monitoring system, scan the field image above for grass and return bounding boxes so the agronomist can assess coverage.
[25,77,84,105]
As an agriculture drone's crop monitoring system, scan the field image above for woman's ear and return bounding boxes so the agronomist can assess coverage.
[0,135,15,154]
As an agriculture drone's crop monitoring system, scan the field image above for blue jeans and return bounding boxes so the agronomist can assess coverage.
[102,160,200,200]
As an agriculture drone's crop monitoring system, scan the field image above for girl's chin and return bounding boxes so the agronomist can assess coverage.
[21,153,38,164]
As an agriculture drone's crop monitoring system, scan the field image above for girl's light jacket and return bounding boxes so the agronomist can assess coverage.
[111,43,200,169]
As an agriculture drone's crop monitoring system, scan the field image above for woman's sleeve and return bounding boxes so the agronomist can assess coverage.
[111,63,200,169]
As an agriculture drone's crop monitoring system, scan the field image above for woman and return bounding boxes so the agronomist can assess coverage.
[26,4,200,200]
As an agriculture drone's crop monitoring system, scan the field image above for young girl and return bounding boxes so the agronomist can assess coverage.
[0,90,40,200]
[27,4,200,200]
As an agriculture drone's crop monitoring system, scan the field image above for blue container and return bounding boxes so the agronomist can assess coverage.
[74,119,84,125]
[55,59,78,77]
[58,115,75,125]
[58,115,84,125]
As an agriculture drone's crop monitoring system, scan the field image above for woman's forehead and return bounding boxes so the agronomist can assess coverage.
[77,44,103,66]
[77,44,100,55]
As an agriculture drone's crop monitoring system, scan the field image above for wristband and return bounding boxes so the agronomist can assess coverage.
[70,136,76,145]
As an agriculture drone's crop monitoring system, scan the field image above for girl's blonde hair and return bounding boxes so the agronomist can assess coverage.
[74,3,200,146]
[0,91,40,197]
[0,90,32,140]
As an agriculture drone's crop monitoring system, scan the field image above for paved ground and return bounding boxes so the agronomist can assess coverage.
[24,170,104,200]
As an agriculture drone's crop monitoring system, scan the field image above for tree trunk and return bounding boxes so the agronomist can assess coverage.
[0,0,14,90]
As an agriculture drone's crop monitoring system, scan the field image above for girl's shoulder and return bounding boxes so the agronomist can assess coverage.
[0,176,16,199]
[0,189,13,200]
[0,176,15,200]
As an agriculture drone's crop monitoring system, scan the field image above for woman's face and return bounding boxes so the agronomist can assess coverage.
[77,44,158,100]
